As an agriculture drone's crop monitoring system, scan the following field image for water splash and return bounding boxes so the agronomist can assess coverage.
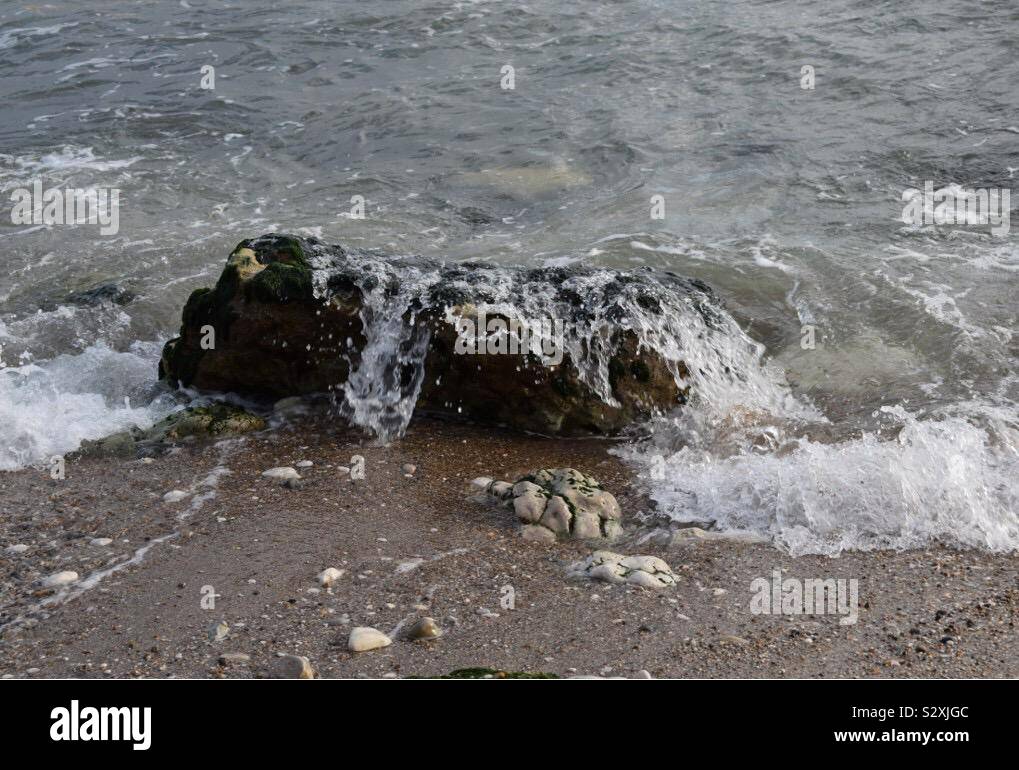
[0,341,176,470]
[621,402,1019,555]
[306,240,796,443]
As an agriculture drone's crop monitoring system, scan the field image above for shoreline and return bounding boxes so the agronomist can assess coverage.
[0,413,1016,678]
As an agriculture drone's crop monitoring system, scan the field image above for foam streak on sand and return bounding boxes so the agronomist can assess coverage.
[0,438,244,634]
[0,533,178,635]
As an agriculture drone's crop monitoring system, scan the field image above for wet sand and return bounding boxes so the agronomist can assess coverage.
[1,414,1016,679]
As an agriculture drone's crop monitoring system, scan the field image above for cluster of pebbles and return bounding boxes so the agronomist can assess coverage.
[472,467,678,590]
[568,550,679,589]
[472,467,623,543]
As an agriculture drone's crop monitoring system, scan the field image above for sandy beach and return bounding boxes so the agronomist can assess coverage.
[1,412,1015,679]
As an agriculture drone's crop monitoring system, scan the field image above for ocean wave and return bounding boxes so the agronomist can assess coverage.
[0,342,176,470]
[622,402,1019,555]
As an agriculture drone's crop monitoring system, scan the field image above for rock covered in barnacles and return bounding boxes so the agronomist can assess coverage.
[479,468,623,541]
[569,550,678,589]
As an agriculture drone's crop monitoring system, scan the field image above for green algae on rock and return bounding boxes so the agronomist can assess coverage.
[160,234,358,397]
[76,403,266,459]
[476,467,624,542]
[143,403,266,441]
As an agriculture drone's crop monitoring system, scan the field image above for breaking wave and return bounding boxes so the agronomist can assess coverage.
[619,402,1019,555]
[0,341,176,470]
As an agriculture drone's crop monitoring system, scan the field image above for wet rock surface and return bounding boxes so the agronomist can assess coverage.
[158,233,732,436]
[76,403,266,460]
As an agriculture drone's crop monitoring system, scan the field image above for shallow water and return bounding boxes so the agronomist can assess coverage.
[1,1,1016,553]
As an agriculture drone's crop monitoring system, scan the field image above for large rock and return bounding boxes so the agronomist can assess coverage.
[160,234,727,437]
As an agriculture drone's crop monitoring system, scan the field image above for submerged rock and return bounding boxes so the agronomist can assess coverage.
[64,283,135,308]
[159,233,731,437]
[482,468,623,542]
[670,527,769,545]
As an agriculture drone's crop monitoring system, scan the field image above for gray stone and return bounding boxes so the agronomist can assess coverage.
[406,617,442,640]
[572,510,602,539]
[670,527,769,545]
[488,481,513,500]
[470,476,493,491]
[513,488,547,523]
[317,567,344,587]
[570,550,678,589]
[603,521,624,541]
[261,466,300,480]
[271,654,315,679]
[539,495,572,535]
[78,431,136,458]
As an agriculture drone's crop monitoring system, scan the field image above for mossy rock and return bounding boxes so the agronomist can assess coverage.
[144,404,266,441]
[160,234,359,397]
[159,232,718,435]
[73,404,264,460]
[76,431,138,459]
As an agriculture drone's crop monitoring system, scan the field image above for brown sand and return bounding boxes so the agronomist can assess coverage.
[1,414,1016,678]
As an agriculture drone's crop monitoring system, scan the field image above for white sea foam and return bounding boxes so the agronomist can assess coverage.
[0,146,142,190]
[0,23,76,51]
[0,342,176,470]
[621,402,1019,555]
